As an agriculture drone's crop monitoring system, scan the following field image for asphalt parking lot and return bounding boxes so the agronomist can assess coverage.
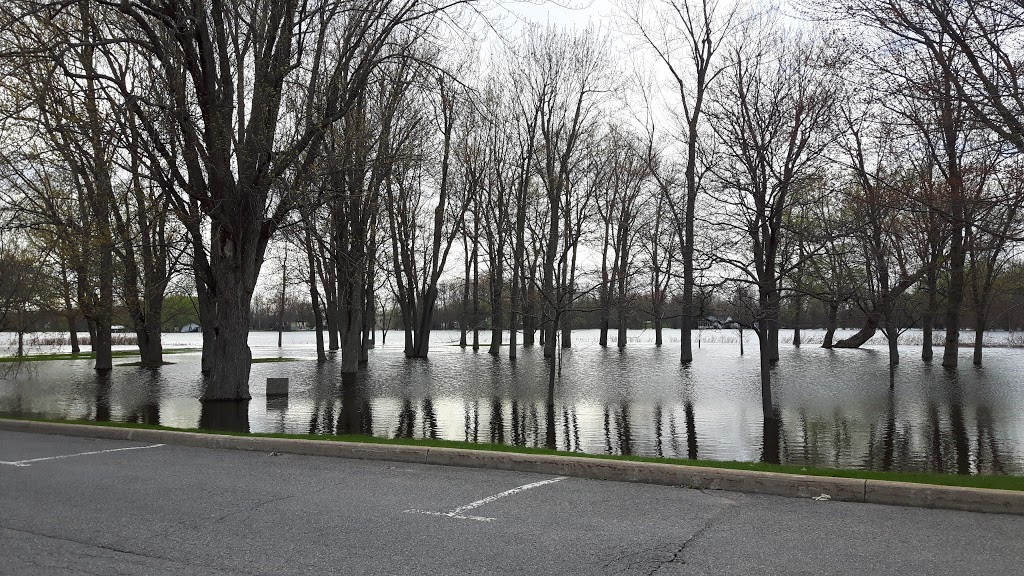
[1,430,1022,575]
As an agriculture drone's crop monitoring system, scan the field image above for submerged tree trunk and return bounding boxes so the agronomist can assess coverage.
[922,270,937,361]
[834,314,880,348]
[200,218,268,401]
[135,312,164,367]
[822,302,838,349]
[488,311,502,356]
[277,252,287,348]
[87,319,97,352]
[68,316,81,355]
[340,274,365,375]
[203,271,255,401]
[680,280,693,364]
[326,285,340,352]
[792,296,803,348]
[973,312,986,366]
[767,291,780,363]
[17,319,25,357]
[943,223,966,368]
[93,254,113,372]
[757,330,773,421]
[303,220,326,363]
[461,235,470,348]
[522,280,536,346]
[885,320,900,368]
[472,235,480,352]
[561,308,572,348]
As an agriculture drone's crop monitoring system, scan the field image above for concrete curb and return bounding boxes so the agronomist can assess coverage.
[2,418,1022,516]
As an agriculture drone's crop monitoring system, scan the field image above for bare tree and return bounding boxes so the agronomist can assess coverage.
[709,28,841,419]
[621,0,737,363]
[521,24,610,360]
[18,0,476,399]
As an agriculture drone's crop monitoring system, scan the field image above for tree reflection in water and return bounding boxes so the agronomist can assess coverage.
[199,400,250,432]
[5,335,1023,475]
[762,409,781,465]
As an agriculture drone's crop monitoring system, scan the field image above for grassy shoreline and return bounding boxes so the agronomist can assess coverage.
[2,416,1022,492]
[0,349,197,363]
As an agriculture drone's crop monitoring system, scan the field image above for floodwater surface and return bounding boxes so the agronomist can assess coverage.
[2,329,1023,476]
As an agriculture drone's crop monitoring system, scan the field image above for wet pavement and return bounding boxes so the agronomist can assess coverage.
[1,429,1022,575]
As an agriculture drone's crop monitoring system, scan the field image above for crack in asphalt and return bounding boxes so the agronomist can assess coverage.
[211,492,301,524]
[646,504,736,575]
[0,525,258,576]
[210,481,335,526]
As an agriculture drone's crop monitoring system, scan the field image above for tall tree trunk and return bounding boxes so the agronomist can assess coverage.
[87,319,97,352]
[410,288,439,358]
[885,321,900,369]
[973,311,986,366]
[303,220,327,363]
[941,68,966,369]
[488,294,502,356]
[922,270,937,361]
[943,224,966,368]
[137,311,163,367]
[340,274,364,375]
[277,253,287,348]
[202,261,255,401]
[68,315,81,355]
[599,227,611,347]
[561,304,572,348]
[767,290,780,363]
[472,237,480,351]
[460,236,470,348]
[197,298,215,375]
[323,248,340,352]
[311,278,326,363]
[758,330,773,421]
[326,290,340,351]
[94,248,113,372]
[17,320,24,357]
[616,273,627,349]
[792,296,803,348]
[364,269,376,358]
[680,277,693,364]
[523,281,536,346]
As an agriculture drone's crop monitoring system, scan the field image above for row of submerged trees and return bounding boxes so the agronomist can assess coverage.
[1,1,1024,423]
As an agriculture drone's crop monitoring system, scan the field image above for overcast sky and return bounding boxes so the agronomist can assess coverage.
[501,0,616,27]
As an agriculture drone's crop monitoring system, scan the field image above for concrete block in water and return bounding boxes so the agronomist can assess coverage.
[266,377,289,396]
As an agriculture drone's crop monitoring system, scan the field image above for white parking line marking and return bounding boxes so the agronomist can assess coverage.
[0,444,165,467]
[405,476,567,522]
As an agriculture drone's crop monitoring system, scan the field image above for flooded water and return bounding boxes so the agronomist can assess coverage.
[2,328,1023,476]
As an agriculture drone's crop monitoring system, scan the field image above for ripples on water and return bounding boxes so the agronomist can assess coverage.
[2,329,1022,476]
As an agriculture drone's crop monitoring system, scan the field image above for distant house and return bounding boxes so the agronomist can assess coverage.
[179,323,201,333]
[697,315,724,329]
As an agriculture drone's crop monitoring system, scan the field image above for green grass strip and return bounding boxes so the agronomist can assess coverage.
[3,416,1022,492]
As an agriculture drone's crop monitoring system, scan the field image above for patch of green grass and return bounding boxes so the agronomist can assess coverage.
[3,416,1023,492]
[0,348,196,363]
